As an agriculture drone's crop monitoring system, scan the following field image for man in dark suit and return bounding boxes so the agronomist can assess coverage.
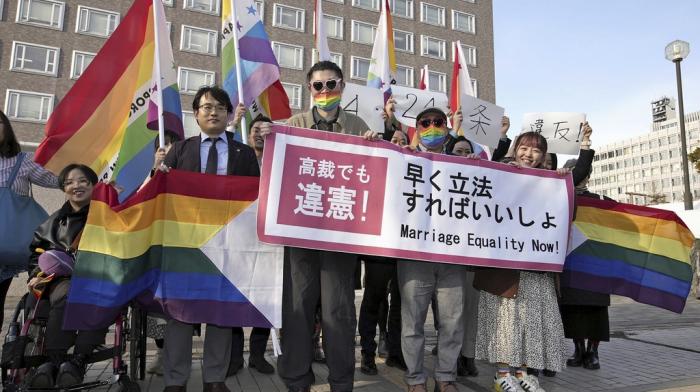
[161,86,259,392]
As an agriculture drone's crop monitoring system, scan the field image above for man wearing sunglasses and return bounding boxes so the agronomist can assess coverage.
[259,61,378,392]
[397,108,468,392]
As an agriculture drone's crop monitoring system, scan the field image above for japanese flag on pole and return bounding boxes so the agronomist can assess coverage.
[418,65,429,90]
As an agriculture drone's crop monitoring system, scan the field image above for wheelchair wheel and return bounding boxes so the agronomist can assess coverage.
[118,375,141,392]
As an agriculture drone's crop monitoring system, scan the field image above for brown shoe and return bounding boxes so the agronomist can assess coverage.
[407,384,427,392]
[163,386,186,392]
[434,381,458,392]
[203,382,230,392]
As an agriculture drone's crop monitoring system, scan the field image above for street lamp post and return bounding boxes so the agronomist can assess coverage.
[665,40,694,210]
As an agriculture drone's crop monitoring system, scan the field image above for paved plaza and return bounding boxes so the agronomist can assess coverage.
[3,280,700,392]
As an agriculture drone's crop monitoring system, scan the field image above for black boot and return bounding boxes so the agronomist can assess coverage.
[566,339,585,367]
[583,340,600,370]
[28,362,57,388]
[360,353,377,375]
[457,356,479,377]
[56,354,87,387]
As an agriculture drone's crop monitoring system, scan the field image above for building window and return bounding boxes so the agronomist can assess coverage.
[396,65,414,87]
[255,1,264,18]
[390,0,413,18]
[282,83,302,109]
[471,79,478,97]
[16,0,64,29]
[76,6,119,37]
[312,49,343,68]
[272,42,303,70]
[420,2,444,26]
[351,56,370,80]
[162,0,173,6]
[11,41,59,76]
[427,70,446,93]
[70,50,95,79]
[421,35,446,60]
[178,67,215,94]
[321,14,343,40]
[352,0,379,11]
[453,44,477,66]
[394,29,414,53]
[181,112,199,138]
[273,4,304,31]
[183,0,219,15]
[180,25,217,55]
[452,10,475,33]
[4,89,54,123]
[351,20,377,45]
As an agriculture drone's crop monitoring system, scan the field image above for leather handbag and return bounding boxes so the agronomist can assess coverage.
[0,153,49,267]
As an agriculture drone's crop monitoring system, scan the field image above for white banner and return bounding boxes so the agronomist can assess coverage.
[391,85,449,129]
[521,112,587,155]
[341,82,386,133]
[258,125,575,272]
[458,94,505,148]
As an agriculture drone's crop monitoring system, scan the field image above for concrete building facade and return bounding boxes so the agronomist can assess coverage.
[0,0,495,144]
[589,100,700,205]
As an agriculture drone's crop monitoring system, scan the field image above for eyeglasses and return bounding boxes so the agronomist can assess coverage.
[419,118,445,128]
[198,104,228,114]
[63,178,90,187]
[310,79,342,92]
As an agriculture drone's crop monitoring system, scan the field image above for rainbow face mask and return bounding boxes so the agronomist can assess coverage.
[418,126,448,149]
[313,91,342,111]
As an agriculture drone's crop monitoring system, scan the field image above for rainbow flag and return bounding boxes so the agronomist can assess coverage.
[63,170,283,330]
[562,196,695,313]
[367,0,397,102]
[221,0,283,111]
[35,0,183,196]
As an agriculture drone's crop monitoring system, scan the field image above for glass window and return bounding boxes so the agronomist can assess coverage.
[70,50,95,79]
[162,0,173,6]
[180,25,217,55]
[420,2,444,26]
[76,6,119,37]
[255,1,264,19]
[183,0,220,15]
[390,0,413,18]
[273,4,304,31]
[4,89,54,123]
[395,65,414,87]
[11,41,59,76]
[451,10,475,33]
[352,0,379,11]
[453,44,477,66]
[351,56,370,80]
[178,67,215,94]
[323,14,343,39]
[394,29,414,53]
[282,83,302,109]
[16,0,64,29]
[421,35,446,59]
[471,79,478,97]
[181,112,199,138]
[312,49,343,68]
[272,42,303,69]
[427,70,446,93]
[352,20,377,45]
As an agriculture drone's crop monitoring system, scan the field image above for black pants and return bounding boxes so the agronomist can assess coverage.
[277,247,357,392]
[30,279,106,355]
[358,258,402,358]
[231,327,270,362]
[0,277,13,331]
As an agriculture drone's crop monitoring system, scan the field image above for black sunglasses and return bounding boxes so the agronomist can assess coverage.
[310,79,342,92]
[419,118,445,128]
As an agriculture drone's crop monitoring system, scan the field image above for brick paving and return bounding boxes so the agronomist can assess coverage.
[4,279,700,392]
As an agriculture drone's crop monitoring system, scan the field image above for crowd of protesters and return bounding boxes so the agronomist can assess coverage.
[0,61,607,392]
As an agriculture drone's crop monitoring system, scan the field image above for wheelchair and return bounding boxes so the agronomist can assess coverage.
[1,293,148,391]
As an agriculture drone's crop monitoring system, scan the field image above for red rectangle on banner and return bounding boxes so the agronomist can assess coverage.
[276,144,388,235]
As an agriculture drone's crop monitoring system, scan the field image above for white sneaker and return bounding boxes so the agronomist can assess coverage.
[493,375,525,392]
[147,350,163,376]
[519,374,545,392]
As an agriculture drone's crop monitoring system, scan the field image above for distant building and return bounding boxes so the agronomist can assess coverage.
[590,98,700,205]
[0,0,495,144]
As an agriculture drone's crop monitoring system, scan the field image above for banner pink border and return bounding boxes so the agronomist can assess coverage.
[258,125,575,272]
